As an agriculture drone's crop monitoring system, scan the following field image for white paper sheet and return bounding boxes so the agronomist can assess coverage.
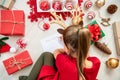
[40,34,64,53]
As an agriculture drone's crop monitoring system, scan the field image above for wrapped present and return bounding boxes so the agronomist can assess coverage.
[112,22,120,55]
[0,10,25,36]
[85,20,105,43]
[0,0,15,9]
[3,50,33,75]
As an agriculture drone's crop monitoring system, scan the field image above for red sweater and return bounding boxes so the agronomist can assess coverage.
[37,53,101,80]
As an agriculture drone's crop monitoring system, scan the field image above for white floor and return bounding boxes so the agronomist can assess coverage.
[0,0,120,80]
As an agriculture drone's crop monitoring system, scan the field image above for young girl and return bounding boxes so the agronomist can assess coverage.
[19,24,101,80]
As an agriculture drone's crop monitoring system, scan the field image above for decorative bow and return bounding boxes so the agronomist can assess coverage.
[88,24,101,42]
[7,57,30,70]
[16,38,27,48]
[8,57,24,70]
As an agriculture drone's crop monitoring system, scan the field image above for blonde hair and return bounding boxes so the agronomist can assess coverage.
[63,25,91,80]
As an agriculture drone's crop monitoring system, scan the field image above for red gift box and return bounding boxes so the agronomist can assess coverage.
[0,10,25,36]
[3,50,33,75]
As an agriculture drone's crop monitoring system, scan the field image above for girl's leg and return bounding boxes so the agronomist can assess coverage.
[19,52,55,80]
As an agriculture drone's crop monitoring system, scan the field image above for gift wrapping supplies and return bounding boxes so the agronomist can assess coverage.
[0,10,25,36]
[112,22,120,55]
[0,0,15,9]
[3,50,33,75]
[85,20,105,43]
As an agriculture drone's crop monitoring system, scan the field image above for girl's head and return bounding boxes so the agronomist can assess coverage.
[58,24,91,79]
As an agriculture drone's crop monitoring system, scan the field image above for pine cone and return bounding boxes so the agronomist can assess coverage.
[95,42,112,54]
[107,4,118,14]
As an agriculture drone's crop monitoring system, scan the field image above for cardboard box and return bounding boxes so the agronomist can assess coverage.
[112,22,120,55]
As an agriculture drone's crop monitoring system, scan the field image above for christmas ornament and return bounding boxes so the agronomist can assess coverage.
[95,0,105,8]
[52,0,62,10]
[87,11,95,20]
[84,0,92,9]
[39,0,50,11]
[43,23,50,30]
[27,0,72,22]
[101,18,110,26]
[95,42,112,54]
[98,11,111,26]
[65,0,74,10]
[16,38,27,49]
[38,20,50,31]
[10,47,17,53]
[107,4,118,14]
[106,58,119,69]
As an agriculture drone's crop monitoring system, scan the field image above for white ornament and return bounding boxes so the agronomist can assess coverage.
[10,47,17,53]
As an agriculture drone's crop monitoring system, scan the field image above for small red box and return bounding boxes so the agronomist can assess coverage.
[0,10,25,36]
[3,50,33,75]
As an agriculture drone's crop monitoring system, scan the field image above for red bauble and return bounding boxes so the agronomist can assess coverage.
[65,1,74,10]
[39,0,50,11]
[43,23,50,30]
[52,1,62,10]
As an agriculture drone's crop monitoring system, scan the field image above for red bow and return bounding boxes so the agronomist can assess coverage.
[16,38,27,48]
[88,24,101,42]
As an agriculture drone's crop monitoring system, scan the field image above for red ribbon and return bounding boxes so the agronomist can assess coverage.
[88,24,101,42]
[6,57,30,70]
[16,38,27,48]
[78,0,83,6]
